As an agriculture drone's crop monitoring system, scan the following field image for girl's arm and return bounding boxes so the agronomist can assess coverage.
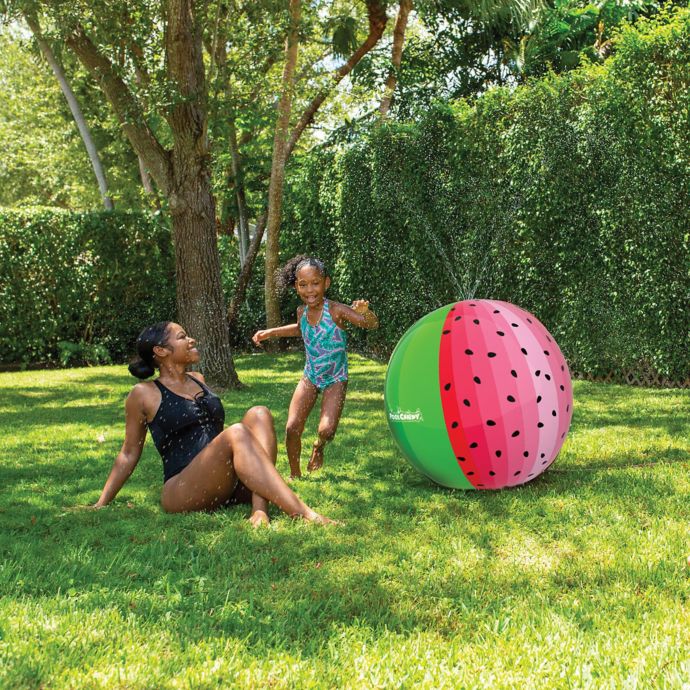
[93,386,148,508]
[332,300,379,330]
[252,308,303,346]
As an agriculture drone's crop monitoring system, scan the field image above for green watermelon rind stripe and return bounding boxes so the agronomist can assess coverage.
[385,305,472,489]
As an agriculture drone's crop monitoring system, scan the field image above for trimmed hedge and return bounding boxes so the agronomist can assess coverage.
[0,209,267,366]
[0,209,176,365]
[282,7,690,382]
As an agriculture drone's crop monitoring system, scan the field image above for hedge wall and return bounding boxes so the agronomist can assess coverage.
[0,209,267,366]
[282,7,690,383]
[0,209,176,365]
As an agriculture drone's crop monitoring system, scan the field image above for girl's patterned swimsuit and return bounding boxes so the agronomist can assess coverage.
[300,299,348,390]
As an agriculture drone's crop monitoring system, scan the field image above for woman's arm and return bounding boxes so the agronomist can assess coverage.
[252,308,303,346]
[94,387,148,508]
[332,300,379,330]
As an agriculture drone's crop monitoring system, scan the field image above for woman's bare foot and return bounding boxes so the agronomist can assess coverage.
[307,445,324,473]
[289,465,302,480]
[249,509,270,528]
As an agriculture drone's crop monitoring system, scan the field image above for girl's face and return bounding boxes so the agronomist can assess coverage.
[295,266,330,308]
[154,323,200,366]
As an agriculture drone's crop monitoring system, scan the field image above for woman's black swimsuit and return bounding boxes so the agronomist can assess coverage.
[148,375,225,482]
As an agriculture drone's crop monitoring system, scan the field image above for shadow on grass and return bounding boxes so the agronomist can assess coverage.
[2,361,689,657]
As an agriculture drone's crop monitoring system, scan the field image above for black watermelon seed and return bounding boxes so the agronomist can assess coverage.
[443,330,450,335]
[547,336,552,342]
[528,473,534,477]
[561,365,565,371]
[470,303,476,306]
[452,421,459,429]
[545,374,551,381]
[450,306,455,311]
[535,370,541,377]
[560,385,565,391]
[507,395,516,402]
[457,456,465,462]
[454,316,462,321]
[552,410,557,417]
[497,330,505,336]
[544,350,550,356]
[521,348,528,355]
[537,422,544,428]
[470,442,478,448]
[493,309,500,313]
[514,471,521,476]
[489,471,496,476]
[566,404,570,412]
[542,460,548,465]
[540,453,545,458]
[473,376,481,384]
[561,432,566,439]
[478,483,484,487]
[537,395,542,403]
[511,370,518,378]
[473,319,480,325]
[488,352,496,358]
[465,349,474,355]
[495,450,502,458]
[468,471,475,476]
[511,323,519,327]
[527,318,533,324]
[486,420,496,426]
[444,383,451,391]
[463,399,471,407]
[523,451,529,457]
[511,430,520,437]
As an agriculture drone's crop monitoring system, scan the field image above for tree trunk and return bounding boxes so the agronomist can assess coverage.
[170,171,241,389]
[138,155,161,209]
[229,118,250,266]
[379,0,412,118]
[264,0,301,337]
[26,14,114,210]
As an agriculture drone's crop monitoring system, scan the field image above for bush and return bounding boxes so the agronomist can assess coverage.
[0,209,175,365]
[281,7,690,381]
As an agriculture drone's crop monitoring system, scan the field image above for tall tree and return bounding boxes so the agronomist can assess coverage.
[60,1,239,387]
[379,0,413,117]
[24,13,114,210]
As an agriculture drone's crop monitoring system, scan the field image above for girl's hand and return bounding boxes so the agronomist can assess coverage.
[252,330,270,347]
[351,300,370,315]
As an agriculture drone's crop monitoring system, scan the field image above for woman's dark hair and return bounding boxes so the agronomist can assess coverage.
[128,321,172,379]
[275,255,328,293]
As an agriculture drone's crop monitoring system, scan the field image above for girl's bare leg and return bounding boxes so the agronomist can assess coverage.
[285,378,319,479]
[308,380,347,473]
[241,406,277,526]
[161,423,334,523]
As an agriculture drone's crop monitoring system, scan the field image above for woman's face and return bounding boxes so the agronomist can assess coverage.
[156,323,200,365]
[295,266,330,308]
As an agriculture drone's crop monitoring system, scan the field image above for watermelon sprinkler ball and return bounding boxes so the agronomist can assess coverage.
[384,300,573,490]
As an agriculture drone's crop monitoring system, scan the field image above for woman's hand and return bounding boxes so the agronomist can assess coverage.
[252,330,271,347]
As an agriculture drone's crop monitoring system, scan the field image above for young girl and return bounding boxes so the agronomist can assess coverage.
[252,255,379,478]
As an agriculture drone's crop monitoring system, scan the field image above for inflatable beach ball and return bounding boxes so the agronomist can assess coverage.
[384,300,573,489]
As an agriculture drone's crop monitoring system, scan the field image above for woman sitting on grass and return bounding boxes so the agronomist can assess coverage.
[93,321,335,526]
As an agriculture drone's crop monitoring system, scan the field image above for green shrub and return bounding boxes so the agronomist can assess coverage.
[282,7,690,381]
[0,209,175,365]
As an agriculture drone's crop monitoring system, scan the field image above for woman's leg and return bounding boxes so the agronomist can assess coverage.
[161,423,334,523]
[241,406,277,526]
[308,380,348,473]
[285,378,319,479]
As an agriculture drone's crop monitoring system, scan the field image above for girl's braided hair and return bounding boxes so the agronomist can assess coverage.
[275,255,328,293]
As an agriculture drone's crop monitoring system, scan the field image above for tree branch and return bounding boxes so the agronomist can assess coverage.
[66,25,172,194]
[379,0,412,118]
[285,0,387,158]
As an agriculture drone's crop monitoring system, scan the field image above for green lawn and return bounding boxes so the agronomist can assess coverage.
[1,354,689,689]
